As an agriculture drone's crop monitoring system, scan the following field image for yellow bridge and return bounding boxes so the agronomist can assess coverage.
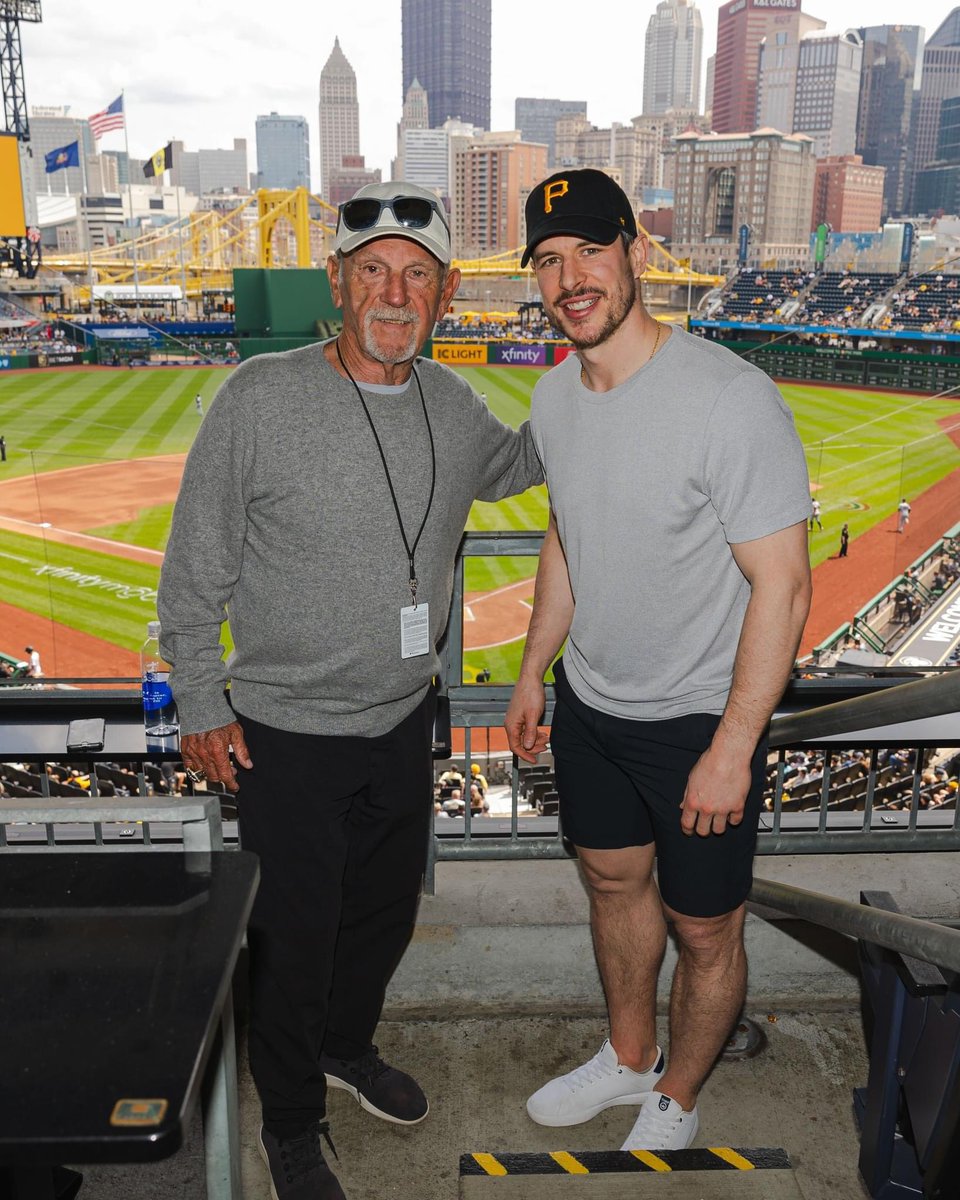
[41,187,723,299]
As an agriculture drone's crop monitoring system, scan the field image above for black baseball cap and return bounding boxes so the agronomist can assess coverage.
[521,169,638,268]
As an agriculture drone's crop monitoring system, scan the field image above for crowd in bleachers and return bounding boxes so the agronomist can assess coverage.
[0,758,230,802]
[765,747,959,813]
[432,314,567,342]
[794,272,898,326]
[710,268,811,322]
[881,272,960,333]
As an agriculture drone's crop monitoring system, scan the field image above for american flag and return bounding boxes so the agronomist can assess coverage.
[88,94,124,140]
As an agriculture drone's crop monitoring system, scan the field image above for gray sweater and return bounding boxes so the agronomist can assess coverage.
[158,341,543,737]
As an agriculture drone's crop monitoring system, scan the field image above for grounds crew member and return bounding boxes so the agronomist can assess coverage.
[159,181,543,1200]
[505,169,811,1152]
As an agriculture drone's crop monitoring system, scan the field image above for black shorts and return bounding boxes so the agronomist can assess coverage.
[550,659,765,918]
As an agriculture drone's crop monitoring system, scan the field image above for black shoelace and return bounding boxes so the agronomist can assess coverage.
[353,1045,390,1084]
[279,1121,338,1180]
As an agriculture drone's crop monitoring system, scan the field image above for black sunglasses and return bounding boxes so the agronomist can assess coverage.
[338,196,450,235]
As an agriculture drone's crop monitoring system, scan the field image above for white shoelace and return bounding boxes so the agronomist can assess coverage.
[562,1050,619,1092]
[630,1101,685,1140]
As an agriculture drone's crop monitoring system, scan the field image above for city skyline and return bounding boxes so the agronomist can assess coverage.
[18,0,957,194]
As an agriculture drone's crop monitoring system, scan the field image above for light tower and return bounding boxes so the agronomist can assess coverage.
[1,0,42,141]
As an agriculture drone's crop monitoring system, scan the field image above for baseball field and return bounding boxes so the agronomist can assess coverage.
[0,360,958,680]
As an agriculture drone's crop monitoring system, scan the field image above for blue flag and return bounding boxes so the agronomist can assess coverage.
[45,141,80,173]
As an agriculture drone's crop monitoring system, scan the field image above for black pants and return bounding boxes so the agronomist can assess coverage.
[235,694,434,1136]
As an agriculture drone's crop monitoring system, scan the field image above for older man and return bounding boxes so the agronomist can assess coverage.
[505,170,811,1152]
[158,181,542,1199]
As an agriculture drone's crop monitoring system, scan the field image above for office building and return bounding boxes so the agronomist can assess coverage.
[393,79,430,180]
[515,98,587,168]
[27,106,95,197]
[170,139,248,196]
[761,30,862,159]
[914,94,960,213]
[911,11,960,206]
[326,156,381,208]
[319,37,361,201]
[712,0,824,135]
[554,116,674,208]
[672,127,817,267]
[256,113,310,191]
[812,155,884,231]
[856,24,924,218]
[452,132,546,256]
[402,0,491,130]
[643,0,703,115]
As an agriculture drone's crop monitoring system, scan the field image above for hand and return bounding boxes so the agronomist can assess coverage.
[680,745,753,837]
[180,721,253,794]
[504,677,549,764]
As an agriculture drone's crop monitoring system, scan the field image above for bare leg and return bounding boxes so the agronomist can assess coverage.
[577,844,664,1073]
[656,902,747,1111]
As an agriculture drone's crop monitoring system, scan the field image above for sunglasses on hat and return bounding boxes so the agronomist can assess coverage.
[337,196,450,235]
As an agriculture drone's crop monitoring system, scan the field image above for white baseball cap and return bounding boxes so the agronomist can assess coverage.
[333,181,451,265]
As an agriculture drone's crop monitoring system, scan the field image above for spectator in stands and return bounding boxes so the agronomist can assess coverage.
[158,180,543,1200]
[897,498,912,533]
[505,170,811,1153]
[839,523,849,557]
[469,761,489,797]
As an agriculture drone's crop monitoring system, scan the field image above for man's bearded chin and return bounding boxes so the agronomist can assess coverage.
[362,308,420,364]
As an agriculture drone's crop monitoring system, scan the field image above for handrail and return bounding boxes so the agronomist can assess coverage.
[750,876,960,974]
[769,669,960,747]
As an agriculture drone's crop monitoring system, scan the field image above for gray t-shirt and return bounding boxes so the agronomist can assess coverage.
[530,326,810,720]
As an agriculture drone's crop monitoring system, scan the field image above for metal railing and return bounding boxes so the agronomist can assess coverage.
[425,531,960,890]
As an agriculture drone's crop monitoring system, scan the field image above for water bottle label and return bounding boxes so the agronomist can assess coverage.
[143,677,173,710]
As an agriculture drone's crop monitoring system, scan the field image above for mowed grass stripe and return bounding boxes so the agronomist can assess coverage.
[0,527,160,650]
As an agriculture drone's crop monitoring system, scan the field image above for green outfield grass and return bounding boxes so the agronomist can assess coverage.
[1,363,958,680]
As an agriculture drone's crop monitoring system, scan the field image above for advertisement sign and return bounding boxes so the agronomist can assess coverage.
[553,346,576,365]
[432,343,487,365]
[814,223,830,265]
[489,344,547,367]
[737,224,750,266]
[31,350,85,368]
[0,133,26,238]
[901,223,915,270]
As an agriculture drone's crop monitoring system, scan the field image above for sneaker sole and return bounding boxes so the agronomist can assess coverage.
[257,1130,280,1200]
[324,1073,430,1126]
[527,1088,657,1127]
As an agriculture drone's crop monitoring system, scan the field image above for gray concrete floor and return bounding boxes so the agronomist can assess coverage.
[76,1008,870,1200]
[70,852,958,1199]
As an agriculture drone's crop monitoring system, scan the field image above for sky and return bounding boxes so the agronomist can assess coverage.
[19,0,957,190]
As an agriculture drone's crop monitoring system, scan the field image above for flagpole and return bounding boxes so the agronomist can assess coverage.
[120,89,142,319]
[77,146,95,314]
[171,142,188,316]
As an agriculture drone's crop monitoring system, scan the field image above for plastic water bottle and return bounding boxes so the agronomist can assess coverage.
[141,620,179,736]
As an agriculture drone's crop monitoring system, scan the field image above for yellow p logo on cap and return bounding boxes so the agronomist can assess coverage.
[543,180,569,213]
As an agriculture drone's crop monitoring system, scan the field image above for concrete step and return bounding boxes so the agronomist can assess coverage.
[460,1147,806,1197]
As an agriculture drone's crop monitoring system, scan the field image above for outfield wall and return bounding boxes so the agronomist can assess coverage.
[700,340,960,393]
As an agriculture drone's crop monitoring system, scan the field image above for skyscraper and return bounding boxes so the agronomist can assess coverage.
[757,30,862,158]
[394,79,430,180]
[319,36,360,201]
[712,0,824,135]
[643,0,704,116]
[856,25,924,218]
[911,10,960,206]
[256,113,310,191]
[402,0,491,130]
[515,99,588,168]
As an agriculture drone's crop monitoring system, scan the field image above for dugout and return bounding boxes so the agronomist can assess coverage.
[233,269,341,358]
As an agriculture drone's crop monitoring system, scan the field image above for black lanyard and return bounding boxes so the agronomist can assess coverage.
[336,340,437,608]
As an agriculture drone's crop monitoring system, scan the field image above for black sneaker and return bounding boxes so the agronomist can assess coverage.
[319,1045,429,1125]
[258,1122,346,1200]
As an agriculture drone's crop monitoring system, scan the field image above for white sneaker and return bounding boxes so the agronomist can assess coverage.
[620,1092,699,1151]
[526,1039,665,1127]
